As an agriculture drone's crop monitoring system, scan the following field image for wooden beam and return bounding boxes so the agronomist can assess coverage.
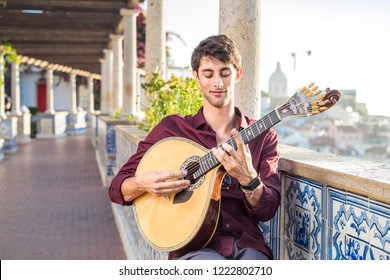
[31,54,102,63]
[5,0,126,13]
[0,11,121,29]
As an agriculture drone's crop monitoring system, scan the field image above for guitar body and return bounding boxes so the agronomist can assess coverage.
[134,137,224,255]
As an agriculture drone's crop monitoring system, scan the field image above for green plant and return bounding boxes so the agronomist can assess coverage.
[140,72,203,132]
[0,41,20,91]
[110,107,123,120]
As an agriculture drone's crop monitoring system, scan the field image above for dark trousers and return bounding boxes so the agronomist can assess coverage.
[178,240,269,260]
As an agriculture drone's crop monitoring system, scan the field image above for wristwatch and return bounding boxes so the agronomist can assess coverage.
[240,176,261,197]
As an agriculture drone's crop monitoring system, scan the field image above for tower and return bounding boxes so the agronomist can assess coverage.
[268,62,288,107]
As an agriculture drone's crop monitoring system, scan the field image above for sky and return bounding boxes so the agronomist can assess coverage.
[160,0,390,117]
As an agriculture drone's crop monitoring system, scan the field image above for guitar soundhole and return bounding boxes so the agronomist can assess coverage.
[180,156,205,191]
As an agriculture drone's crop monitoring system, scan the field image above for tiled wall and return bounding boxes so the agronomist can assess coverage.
[283,174,389,260]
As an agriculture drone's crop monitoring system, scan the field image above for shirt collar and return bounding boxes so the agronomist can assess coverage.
[193,106,250,130]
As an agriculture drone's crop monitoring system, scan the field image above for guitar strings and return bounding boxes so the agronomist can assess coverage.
[184,90,322,180]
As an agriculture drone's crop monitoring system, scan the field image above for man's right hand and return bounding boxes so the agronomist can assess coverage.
[121,170,190,202]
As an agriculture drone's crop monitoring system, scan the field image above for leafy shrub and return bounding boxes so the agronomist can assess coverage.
[140,71,203,132]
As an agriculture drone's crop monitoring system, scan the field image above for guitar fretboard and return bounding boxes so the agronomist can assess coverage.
[192,109,281,180]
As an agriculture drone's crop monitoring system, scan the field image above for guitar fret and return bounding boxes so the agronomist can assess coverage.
[261,118,266,131]
[268,113,274,125]
[254,120,262,135]
[195,110,282,179]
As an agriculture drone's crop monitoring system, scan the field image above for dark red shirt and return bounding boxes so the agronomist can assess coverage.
[109,107,281,259]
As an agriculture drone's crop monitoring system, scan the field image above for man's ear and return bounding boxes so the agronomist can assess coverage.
[192,70,199,81]
[235,68,243,82]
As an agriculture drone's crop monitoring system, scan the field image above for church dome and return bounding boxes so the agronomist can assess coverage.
[268,62,288,99]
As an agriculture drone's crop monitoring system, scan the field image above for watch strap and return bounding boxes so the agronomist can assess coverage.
[240,176,261,191]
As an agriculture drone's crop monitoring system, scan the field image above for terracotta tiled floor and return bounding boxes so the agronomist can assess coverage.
[0,135,126,260]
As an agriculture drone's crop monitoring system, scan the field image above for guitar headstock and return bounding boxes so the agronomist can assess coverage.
[277,82,341,119]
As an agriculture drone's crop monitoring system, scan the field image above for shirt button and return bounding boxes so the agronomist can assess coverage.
[225,224,230,228]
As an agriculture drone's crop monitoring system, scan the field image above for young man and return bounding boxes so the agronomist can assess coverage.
[109,34,281,260]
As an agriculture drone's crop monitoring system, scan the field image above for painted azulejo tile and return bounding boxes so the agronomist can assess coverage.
[106,124,116,155]
[368,200,389,260]
[328,189,390,260]
[259,207,281,259]
[285,175,324,260]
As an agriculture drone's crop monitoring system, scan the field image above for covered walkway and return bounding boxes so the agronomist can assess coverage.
[0,135,126,260]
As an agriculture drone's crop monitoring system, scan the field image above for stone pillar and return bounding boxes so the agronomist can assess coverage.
[99,58,107,113]
[121,8,139,117]
[0,54,5,119]
[37,67,68,138]
[88,76,95,113]
[70,72,77,114]
[11,62,21,115]
[145,0,166,80]
[67,72,87,135]
[110,35,124,111]
[103,49,114,114]
[10,62,31,143]
[45,68,55,114]
[219,0,261,119]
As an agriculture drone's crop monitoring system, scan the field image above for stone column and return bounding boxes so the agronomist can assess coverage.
[45,68,55,114]
[121,8,139,117]
[70,72,77,114]
[11,62,21,115]
[88,76,95,113]
[37,66,68,138]
[0,54,5,119]
[103,49,114,114]
[66,72,87,135]
[110,35,124,111]
[145,0,166,80]
[219,0,261,119]
[99,58,107,113]
[10,61,31,143]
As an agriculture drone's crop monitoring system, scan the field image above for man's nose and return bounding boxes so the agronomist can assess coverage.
[214,75,223,88]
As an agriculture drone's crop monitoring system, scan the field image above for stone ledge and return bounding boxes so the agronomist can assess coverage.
[279,144,390,204]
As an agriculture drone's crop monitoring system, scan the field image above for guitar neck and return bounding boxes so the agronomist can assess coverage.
[193,109,282,180]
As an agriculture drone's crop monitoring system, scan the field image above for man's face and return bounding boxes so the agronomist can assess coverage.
[193,56,241,108]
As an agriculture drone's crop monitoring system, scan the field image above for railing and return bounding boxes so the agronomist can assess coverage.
[108,125,390,260]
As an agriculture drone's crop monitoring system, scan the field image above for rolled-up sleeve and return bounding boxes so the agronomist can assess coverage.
[244,129,281,221]
[108,140,151,205]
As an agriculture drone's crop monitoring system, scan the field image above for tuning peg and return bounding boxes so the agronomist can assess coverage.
[319,107,328,112]
[308,82,315,88]
[312,85,319,91]
[318,101,326,106]
[300,86,307,92]
[314,89,321,95]
[304,89,311,96]
[311,109,319,115]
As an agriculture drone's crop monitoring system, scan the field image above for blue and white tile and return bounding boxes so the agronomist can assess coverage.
[328,188,381,260]
[368,199,390,259]
[285,175,324,259]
